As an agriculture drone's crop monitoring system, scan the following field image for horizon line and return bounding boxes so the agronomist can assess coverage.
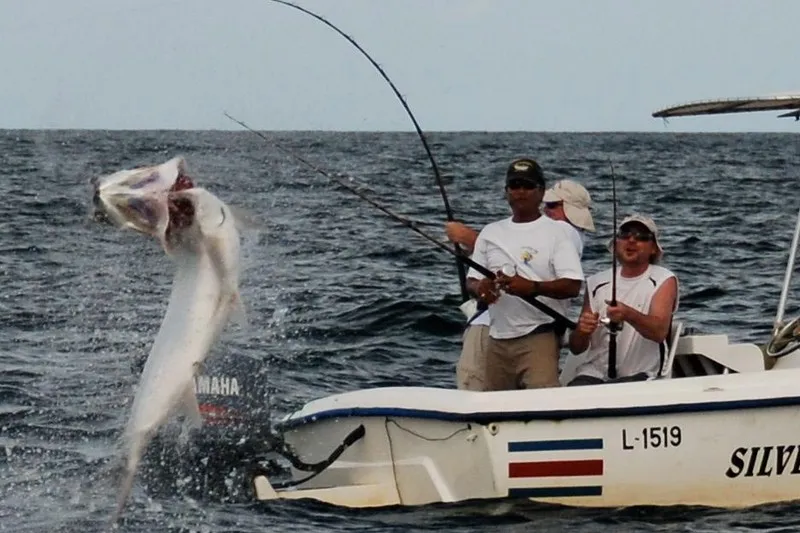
[1,127,797,134]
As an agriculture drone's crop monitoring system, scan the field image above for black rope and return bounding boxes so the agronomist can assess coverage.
[268,424,366,489]
[387,418,470,441]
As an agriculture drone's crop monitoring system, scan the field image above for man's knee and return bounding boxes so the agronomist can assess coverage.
[457,325,490,390]
[457,369,487,391]
[483,338,518,391]
[521,331,560,389]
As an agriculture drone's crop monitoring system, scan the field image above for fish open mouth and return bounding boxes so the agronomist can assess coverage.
[90,157,198,238]
[167,193,196,232]
[165,173,197,234]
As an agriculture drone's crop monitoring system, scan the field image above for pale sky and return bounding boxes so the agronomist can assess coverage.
[2,0,799,132]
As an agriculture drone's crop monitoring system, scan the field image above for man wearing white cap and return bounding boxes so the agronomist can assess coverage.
[567,214,679,385]
[542,179,595,257]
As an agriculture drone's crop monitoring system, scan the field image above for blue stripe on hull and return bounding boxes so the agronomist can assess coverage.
[509,485,603,498]
[508,438,603,452]
[279,395,800,430]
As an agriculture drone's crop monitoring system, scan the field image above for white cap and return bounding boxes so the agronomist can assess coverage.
[607,213,664,263]
[542,179,595,232]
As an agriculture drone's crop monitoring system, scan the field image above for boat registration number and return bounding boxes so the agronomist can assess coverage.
[622,426,682,450]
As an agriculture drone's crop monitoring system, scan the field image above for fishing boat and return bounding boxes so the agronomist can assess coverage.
[230,94,800,510]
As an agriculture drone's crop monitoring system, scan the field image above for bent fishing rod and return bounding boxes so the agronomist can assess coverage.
[265,0,470,302]
[225,113,575,330]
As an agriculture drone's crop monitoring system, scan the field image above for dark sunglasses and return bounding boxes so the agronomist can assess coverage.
[543,201,563,209]
[506,178,541,190]
[617,229,654,242]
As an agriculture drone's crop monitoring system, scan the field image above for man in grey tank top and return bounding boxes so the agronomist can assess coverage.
[566,214,679,386]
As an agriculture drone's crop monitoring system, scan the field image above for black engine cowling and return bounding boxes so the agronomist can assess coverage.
[138,352,277,502]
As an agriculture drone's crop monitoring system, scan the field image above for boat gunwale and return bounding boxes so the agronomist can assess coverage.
[278,393,800,430]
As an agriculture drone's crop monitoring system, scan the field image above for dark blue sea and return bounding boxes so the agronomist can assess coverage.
[2,129,799,532]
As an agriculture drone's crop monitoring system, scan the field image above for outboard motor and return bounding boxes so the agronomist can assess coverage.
[139,352,277,502]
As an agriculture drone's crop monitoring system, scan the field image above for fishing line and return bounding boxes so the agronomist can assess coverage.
[265,0,470,302]
[225,113,457,256]
[225,113,576,329]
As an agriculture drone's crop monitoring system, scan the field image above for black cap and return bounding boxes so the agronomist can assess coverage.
[506,158,545,187]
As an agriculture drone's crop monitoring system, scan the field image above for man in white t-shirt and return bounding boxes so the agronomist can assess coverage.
[465,158,583,390]
[542,179,595,254]
[567,214,679,385]
[445,175,590,390]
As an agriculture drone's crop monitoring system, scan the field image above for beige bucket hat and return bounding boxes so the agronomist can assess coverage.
[543,179,595,232]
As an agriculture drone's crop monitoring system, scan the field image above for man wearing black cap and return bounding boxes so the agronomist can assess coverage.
[465,158,584,390]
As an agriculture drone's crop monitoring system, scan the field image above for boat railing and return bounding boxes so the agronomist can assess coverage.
[658,321,684,378]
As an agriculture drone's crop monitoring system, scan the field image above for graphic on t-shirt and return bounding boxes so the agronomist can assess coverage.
[520,247,537,265]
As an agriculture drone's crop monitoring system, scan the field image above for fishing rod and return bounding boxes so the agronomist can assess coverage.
[265,0,470,303]
[607,160,619,379]
[225,113,446,246]
[224,113,576,330]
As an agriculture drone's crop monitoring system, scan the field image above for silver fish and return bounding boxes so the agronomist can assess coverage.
[91,157,245,526]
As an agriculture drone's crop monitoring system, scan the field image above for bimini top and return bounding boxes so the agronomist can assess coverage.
[652,93,800,120]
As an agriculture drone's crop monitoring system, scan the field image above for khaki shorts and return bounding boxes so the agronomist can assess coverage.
[456,325,490,391]
[485,328,560,390]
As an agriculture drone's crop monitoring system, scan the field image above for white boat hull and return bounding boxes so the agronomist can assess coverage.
[255,354,800,509]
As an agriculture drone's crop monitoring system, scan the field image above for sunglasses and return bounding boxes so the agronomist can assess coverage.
[616,229,654,242]
[543,201,563,209]
[506,178,541,190]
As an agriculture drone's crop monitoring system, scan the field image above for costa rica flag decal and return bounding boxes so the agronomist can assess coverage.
[507,438,604,498]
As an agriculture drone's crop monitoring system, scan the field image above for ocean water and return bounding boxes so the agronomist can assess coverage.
[1,129,799,532]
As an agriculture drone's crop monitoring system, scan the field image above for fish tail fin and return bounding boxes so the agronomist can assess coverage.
[108,463,136,530]
[108,438,144,529]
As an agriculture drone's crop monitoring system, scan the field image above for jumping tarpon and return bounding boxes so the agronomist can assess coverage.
[90,157,245,526]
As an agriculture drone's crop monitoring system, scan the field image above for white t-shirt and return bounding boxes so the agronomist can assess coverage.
[467,216,584,339]
[572,265,679,380]
[466,219,584,328]
[469,301,492,326]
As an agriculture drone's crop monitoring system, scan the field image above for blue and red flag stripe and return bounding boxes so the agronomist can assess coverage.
[509,458,603,478]
[508,438,603,452]
[507,438,604,498]
[508,486,603,498]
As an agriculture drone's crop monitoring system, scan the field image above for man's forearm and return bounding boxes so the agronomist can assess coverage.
[535,278,582,300]
[466,278,482,298]
[568,330,591,354]
[624,309,670,343]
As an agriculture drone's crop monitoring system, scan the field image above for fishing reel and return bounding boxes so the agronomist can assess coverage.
[765,316,800,358]
[599,317,622,332]
[501,264,516,277]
